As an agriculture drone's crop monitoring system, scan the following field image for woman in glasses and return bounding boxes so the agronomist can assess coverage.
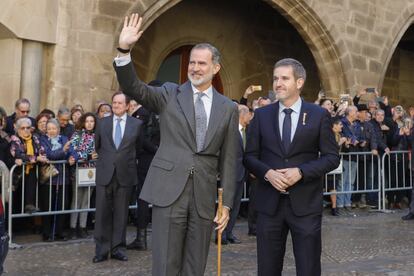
[9,118,47,214]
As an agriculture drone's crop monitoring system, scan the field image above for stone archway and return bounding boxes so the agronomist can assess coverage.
[119,0,346,98]
[378,13,414,90]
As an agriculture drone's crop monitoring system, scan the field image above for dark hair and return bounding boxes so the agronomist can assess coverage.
[96,103,112,114]
[39,108,56,118]
[274,58,306,82]
[35,113,52,129]
[319,98,333,106]
[111,91,131,105]
[71,107,84,120]
[191,43,221,64]
[76,112,97,131]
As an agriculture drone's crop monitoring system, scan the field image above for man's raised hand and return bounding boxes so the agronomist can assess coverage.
[119,13,144,50]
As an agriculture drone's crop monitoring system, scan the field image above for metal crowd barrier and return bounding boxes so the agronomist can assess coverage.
[5,151,413,246]
[6,160,139,246]
[324,152,382,211]
[381,150,413,211]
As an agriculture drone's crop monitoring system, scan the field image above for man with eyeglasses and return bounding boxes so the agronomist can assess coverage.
[5,98,36,135]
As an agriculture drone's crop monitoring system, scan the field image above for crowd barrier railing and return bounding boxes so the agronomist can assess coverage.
[325,152,382,211]
[381,150,412,211]
[5,150,413,246]
[6,160,139,246]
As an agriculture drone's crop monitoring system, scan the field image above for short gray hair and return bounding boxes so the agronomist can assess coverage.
[47,118,61,132]
[373,109,384,116]
[15,98,31,108]
[238,104,249,115]
[345,105,357,116]
[58,106,70,116]
[191,43,221,64]
[15,117,32,129]
[274,58,307,82]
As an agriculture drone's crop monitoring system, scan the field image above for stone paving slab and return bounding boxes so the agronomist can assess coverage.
[4,209,414,275]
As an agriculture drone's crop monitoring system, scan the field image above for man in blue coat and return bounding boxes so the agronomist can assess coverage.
[244,58,340,276]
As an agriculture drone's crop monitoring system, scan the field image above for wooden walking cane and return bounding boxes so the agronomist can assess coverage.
[217,188,223,276]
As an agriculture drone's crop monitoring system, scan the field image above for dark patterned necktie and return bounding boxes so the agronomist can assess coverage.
[282,108,293,152]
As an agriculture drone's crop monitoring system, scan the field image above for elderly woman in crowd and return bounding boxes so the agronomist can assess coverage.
[39,118,76,241]
[69,112,97,239]
[10,118,47,214]
[34,113,51,141]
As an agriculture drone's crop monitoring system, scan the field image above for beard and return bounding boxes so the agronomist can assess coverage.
[188,72,214,87]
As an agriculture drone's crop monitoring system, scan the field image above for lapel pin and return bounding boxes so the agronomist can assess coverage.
[302,113,307,125]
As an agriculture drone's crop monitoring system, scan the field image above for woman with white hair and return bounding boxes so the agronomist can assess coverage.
[39,118,76,241]
[10,117,47,214]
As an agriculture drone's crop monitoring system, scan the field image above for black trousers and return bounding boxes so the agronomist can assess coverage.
[257,195,322,276]
[135,170,150,229]
[94,174,132,256]
[247,177,258,233]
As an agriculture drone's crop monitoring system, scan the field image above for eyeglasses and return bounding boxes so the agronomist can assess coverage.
[19,110,30,114]
[19,126,31,130]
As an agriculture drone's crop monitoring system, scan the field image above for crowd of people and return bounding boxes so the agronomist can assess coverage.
[236,87,414,218]
[0,97,160,242]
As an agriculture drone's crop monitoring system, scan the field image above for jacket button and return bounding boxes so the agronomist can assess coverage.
[285,159,288,162]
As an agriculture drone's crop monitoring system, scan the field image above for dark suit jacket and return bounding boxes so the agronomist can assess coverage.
[114,61,239,220]
[244,100,340,216]
[95,115,143,187]
[236,128,246,183]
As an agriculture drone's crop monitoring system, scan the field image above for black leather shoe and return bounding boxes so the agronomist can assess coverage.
[111,251,128,261]
[402,213,414,221]
[227,235,241,244]
[92,255,108,263]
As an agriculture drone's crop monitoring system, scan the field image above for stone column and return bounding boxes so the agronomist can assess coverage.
[20,40,43,116]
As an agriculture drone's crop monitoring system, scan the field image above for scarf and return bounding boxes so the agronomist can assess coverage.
[22,134,34,174]
[50,136,62,151]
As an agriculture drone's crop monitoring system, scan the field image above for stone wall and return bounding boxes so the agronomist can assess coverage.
[0,0,414,114]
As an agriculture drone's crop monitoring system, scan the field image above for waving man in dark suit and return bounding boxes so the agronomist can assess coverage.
[244,58,340,276]
[113,14,238,275]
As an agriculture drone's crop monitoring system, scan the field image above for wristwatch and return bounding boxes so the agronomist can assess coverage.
[116,47,130,53]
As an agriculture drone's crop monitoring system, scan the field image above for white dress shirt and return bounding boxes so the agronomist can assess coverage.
[278,97,302,141]
[114,53,132,66]
[112,113,127,143]
[191,83,213,127]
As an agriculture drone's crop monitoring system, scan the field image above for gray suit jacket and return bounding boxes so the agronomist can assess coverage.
[95,115,143,187]
[114,62,239,219]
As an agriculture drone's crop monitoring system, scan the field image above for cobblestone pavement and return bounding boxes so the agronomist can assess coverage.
[4,209,414,275]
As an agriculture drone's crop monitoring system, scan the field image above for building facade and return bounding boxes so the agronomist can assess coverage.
[0,0,413,114]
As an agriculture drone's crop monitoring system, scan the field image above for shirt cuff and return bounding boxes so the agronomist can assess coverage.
[114,54,132,67]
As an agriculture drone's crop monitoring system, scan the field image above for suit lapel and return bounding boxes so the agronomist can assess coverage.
[118,116,131,150]
[289,100,309,154]
[271,102,284,155]
[203,90,226,150]
[106,116,116,149]
[177,82,196,140]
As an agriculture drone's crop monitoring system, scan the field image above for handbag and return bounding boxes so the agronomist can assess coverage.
[39,164,59,183]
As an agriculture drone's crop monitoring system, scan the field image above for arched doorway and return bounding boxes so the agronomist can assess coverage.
[382,24,414,107]
[124,0,345,100]
[156,45,224,93]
